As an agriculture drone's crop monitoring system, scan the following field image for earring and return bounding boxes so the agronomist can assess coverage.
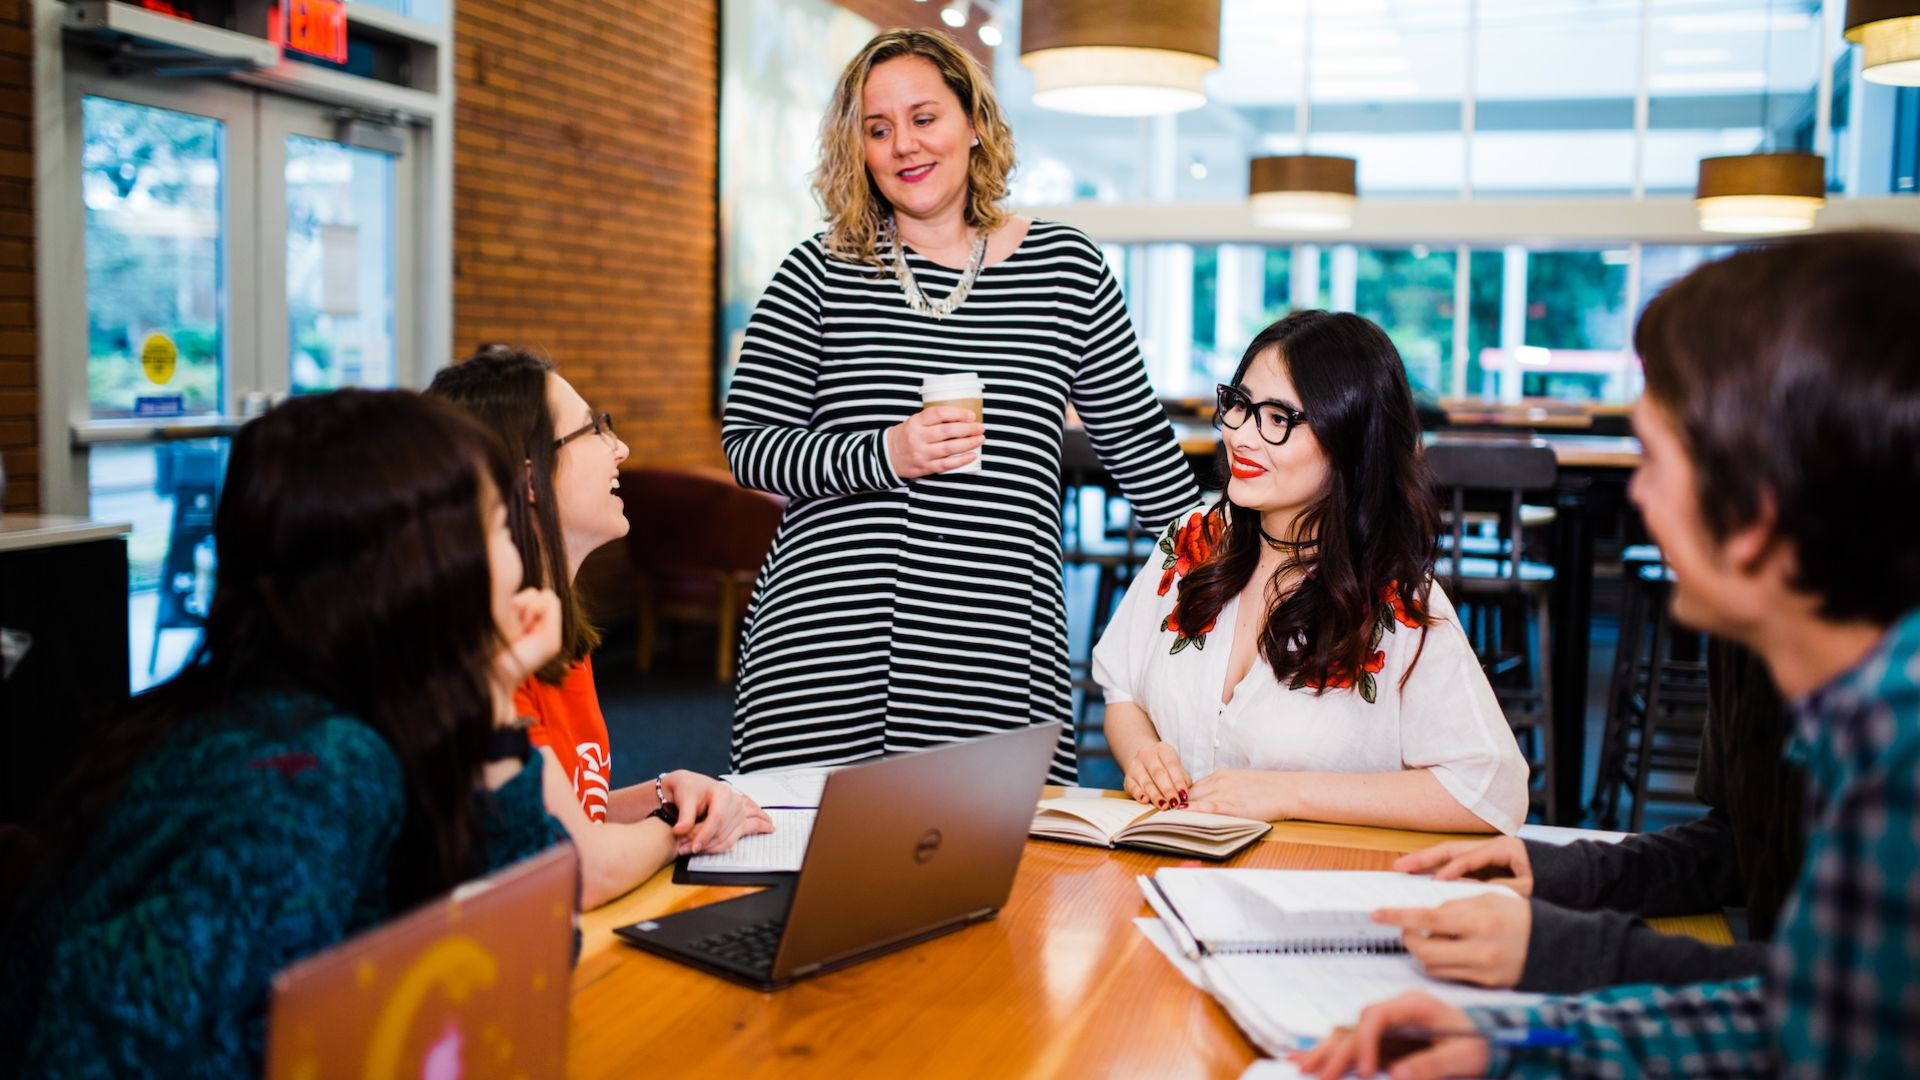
[971,136,980,147]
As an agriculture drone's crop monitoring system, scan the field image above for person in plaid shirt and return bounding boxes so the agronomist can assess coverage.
[1296,230,1920,1080]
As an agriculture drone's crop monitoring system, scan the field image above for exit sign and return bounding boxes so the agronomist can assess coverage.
[286,0,348,64]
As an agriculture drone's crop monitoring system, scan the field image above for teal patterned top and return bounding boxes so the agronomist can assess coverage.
[0,692,561,1079]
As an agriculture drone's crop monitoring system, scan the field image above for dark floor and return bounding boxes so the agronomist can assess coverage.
[596,563,1703,833]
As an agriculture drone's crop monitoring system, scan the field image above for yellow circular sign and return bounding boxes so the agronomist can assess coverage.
[140,333,178,385]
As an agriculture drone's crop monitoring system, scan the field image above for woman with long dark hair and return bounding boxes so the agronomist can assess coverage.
[0,390,564,1076]
[1094,312,1529,834]
[430,346,771,909]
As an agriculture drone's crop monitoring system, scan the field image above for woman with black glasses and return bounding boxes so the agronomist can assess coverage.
[1093,311,1529,834]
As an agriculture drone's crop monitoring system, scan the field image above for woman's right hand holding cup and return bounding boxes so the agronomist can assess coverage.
[887,406,983,479]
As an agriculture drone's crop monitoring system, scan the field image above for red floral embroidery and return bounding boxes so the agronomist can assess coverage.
[1385,584,1421,629]
[1156,510,1224,653]
[1157,511,1222,597]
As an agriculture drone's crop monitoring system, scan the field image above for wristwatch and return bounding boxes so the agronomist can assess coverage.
[485,725,532,764]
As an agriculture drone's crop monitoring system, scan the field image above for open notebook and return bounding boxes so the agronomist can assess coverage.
[1030,796,1270,860]
[1140,868,1543,1054]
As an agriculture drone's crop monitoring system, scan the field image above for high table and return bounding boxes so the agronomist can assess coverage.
[569,791,1724,1078]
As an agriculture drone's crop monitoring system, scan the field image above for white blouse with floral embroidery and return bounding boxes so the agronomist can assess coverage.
[1091,506,1532,834]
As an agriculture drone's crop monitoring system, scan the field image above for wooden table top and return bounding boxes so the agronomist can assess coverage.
[568,792,1728,1077]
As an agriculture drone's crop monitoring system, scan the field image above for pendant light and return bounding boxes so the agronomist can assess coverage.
[1846,1,1920,85]
[1021,0,1221,116]
[1694,0,1825,233]
[1248,0,1357,230]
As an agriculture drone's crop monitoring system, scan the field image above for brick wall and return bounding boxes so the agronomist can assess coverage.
[452,0,723,470]
[451,0,989,474]
[1,3,36,512]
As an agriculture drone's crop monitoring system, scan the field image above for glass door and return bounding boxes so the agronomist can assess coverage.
[260,97,414,398]
[67,65,417,687]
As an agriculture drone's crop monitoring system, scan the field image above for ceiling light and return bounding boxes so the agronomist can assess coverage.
[978,20,1003,48]
[1250,155,1358,231]
[1695,152,1825,233]
[1847,1,1920,85]
[1021,0,1221,116]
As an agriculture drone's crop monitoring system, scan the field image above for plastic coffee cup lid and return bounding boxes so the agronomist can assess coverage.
[921,372,983,398]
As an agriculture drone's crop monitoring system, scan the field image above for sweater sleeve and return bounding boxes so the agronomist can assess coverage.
[476,754,566,873]
[721,241,904,499]
[1065,234,1199,533]
[1526,808,1745,917]
[1517,899,1774,993]
[17,717,405,1078]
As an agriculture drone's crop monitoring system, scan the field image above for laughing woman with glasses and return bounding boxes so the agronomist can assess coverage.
[1093,311,1530,834]
[430,346,772,908]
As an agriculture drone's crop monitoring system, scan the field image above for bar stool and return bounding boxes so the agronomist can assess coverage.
[1590,548,1709,830]
[1427,442,1560,823]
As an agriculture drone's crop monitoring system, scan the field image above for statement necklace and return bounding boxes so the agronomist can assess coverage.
[890,224,988,320]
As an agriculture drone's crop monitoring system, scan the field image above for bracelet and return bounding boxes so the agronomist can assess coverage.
[648,771,680,826]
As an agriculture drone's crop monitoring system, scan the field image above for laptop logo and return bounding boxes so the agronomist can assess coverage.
[913,829,943,863]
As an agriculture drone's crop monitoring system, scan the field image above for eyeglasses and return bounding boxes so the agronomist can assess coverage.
[1214,384,1308,446]
[554,411,616,450]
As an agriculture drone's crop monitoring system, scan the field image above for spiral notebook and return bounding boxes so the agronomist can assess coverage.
[1142,868,1517,958]
[1139,869,1543,1053]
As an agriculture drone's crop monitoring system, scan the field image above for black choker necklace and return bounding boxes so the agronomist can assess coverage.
[1258,524,1318,550]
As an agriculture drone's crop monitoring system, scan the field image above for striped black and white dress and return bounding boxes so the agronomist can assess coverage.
[721,221,1199,783]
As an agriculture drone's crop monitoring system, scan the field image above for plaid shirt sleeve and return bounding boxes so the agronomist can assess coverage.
[1463,977,1772,1079]
[1467,608,1920,1079]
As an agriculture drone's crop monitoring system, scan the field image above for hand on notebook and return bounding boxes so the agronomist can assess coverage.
[1185,769,1289,822]
[1122,741,1192,810]
[660,771,775,856]
[1289,991,1487,1080]
[1372,892,1531,989]
[1392,837,1534,897]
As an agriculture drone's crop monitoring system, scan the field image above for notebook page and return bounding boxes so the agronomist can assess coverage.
[685,809,816,873]
[1155,870,1516,949]
[1202,952,1544,1052]
[1033,796,1154,838]
[720,768,833,809]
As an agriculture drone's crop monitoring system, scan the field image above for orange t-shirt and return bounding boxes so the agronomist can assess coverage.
[513,657,613,822]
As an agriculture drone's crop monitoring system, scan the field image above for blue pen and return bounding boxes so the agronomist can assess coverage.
[1385,1025,1578,1050]
[1295,1025,1577,1051]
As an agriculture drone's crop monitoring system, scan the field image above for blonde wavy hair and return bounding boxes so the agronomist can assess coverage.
[813,29,1016,267]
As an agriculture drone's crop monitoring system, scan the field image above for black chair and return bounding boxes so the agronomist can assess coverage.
[1427,441,1560,822]
[1060,428,1155,766]
[150,443,225,675]
[1590,545,1709,830]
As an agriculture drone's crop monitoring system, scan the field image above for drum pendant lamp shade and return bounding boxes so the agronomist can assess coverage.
[1249,155,1358,230]
[1021,0,1222,116]
[1695,152,1826,233]
[1847,0,1920,86]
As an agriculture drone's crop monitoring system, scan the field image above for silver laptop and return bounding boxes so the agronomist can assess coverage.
[615,722,1059,989]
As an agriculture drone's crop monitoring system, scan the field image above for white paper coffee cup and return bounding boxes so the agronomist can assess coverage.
[920,372,985,474]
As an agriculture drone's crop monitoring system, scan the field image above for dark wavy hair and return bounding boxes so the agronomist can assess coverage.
[21,390,517,915]
[1173,311,1441,690]
[427,345,599,683]
[1636,230,1920,623]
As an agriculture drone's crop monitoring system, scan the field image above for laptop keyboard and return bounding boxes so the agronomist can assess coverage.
[686,918,786,971]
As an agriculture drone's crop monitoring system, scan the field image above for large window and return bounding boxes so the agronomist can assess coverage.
[1111,241,1727,403]
[1000,0,1893,203]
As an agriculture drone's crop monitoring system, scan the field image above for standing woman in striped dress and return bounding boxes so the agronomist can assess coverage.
[723,28,1199,783]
